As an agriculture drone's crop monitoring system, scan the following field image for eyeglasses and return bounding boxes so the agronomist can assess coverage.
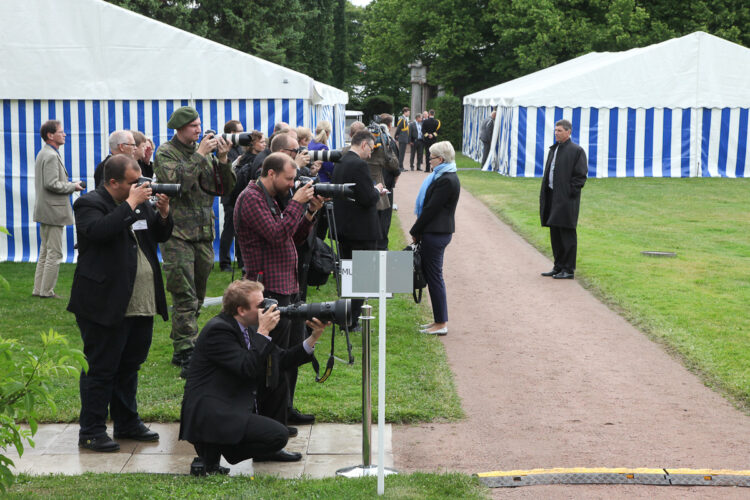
[121,143,136,147]
[430,156,441,161]
[283,148,299,155]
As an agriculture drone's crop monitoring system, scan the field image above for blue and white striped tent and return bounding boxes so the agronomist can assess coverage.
[463,32,750,179]
[0,0,347,263]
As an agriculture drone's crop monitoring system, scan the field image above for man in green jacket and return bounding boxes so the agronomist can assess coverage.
[154,106,235,376]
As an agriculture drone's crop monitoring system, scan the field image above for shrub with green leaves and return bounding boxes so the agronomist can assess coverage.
[0,330,87,492]
[427,94,463,150]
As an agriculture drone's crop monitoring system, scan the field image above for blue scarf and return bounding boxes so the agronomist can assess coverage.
[415,161,457,216]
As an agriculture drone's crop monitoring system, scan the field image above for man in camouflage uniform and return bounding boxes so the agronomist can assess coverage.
[154,106,235,376]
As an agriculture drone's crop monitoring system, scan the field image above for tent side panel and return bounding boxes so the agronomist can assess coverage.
[1,98,311,263]
[699,107,750,177]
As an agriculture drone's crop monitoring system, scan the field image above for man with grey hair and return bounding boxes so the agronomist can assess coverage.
[94,130,137,188]
[479,110,497,167]
[539,119,588,280]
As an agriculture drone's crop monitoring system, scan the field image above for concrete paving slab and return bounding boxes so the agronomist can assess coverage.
[12,452,131,475]
[121,453,194,474]
[303,453,395,479]
[308,423,392,455]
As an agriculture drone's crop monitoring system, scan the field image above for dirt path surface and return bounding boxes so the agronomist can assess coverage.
[391,167,750,499]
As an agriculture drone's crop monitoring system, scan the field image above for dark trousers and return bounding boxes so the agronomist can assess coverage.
[376,209,391,250]
[549,225,578,273]
[257,291,293,425]
[421,233,452,323]
[193,414,288,466]
[77,315,153,438]
[397,140,408,169]
[481,140,491,167]
[219,204,243,270]
[410,140,424,169]
[339,238,378,327]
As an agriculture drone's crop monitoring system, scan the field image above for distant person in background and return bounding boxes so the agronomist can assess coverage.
[409,113,424,171]
[219,119,247,272]
[32,120,84,299]
[308,120,334,183]
[479,110,496,168]
[539,119,587,280]
[93,130,137,188]
[411,141,460,336]
[374,113,400,248]
[132,132,154,179]
[250,122,291,180]
[394,107,410,171]
[422,110,441,172]
[139,137,155,179]
[296,127,313,149]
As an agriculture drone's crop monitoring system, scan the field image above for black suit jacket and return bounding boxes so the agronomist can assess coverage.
[410,172,460,237]
[422,117,440,145]
[409,121,423,143]
[331,151,380,241]
[67,186,173,326]
[179,312,312,445]
[539,139,588,228]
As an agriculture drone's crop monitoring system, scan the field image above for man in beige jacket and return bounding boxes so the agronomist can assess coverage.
[33,120,84,298]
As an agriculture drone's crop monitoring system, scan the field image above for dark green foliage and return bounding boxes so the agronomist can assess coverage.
[362,94,393,121]
[427,95,462,151]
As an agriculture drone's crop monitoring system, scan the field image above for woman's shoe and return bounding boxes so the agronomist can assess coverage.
[420,323,434,329]
[420,327,448,336]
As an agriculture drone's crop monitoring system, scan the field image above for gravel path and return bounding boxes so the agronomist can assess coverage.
[391,167,750,499]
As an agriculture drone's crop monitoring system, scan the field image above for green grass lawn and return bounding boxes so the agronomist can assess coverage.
[0,215,462,424]
[457,154,750,408]
[8,472,488,499]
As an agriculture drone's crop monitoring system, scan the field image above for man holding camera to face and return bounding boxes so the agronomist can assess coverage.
[234,153,325,432]
[68,154,173,452]
[154,106,236,377]
[180,280,329,472]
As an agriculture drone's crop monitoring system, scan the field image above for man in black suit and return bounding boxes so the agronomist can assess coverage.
[408,113,425,170]
[68,154,173,452]
[422,110,441,172]
[179,280,329,474]
[539,119,588,280]
[331,130,382,329]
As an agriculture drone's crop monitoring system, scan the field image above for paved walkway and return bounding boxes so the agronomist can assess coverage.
[391,164,750,499]
[9,423,392,478]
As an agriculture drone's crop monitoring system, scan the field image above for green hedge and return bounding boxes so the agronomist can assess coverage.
[361,94,393,123]
[427,95,462,153]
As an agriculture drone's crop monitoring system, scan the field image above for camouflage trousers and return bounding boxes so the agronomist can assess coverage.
[161,237,214,354]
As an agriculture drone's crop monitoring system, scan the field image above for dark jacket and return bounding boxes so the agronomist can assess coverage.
[93,154,112,188]
[410,172,460,237]
[539,139,588,228]
[332,151,381,241]
[422,117,440,145]
[250,149,271,181]
[480,116,495,144]
[179,312,312,445]
[67,186,173,326]
[409,120,423,143]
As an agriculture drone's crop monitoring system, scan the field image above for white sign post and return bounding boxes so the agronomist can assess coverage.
[335,250,412,495]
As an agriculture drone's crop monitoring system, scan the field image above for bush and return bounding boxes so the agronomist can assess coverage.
[362,94,394,122]
[426,94,463,152]
[0,229,87,493]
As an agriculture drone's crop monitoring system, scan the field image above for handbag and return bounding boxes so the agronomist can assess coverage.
[404,242,427,303]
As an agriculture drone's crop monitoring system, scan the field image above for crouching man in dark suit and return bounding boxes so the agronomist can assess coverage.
[68,154,173,452]
[179,280,329,475]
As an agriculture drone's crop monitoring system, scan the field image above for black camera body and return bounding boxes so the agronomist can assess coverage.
[295,175,355,200]
[137,177,181,197]
[262,298,351,328]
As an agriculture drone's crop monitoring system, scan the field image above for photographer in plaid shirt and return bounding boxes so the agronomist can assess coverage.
[233,152,325,432]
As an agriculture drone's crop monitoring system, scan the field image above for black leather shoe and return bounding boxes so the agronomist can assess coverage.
[253,449,303,462]
[287,407,315,424]
[553,271,575,279]
[287,426,298,437]
[171,348,193,367]
[541,269,561,277]
[114,423,159,442]
[79,435,120,452]
[206,463,230,475]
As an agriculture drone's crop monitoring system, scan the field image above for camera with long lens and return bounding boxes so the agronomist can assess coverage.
[306,149,343,163]
[137,177,181,197]
[295,175,355,200]
[262,297,351,328]
[204,129,254,147]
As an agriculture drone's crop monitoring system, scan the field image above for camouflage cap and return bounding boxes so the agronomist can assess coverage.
[167,106,199,129]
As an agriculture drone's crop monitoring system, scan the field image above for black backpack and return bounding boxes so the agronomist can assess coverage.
[307,237,335,287]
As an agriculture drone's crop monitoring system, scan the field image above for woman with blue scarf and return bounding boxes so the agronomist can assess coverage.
[410,141,460,336]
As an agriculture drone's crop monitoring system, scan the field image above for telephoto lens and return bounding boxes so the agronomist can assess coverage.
[137,177,181,197]
[264,299,352,328]
[307,150,343,163]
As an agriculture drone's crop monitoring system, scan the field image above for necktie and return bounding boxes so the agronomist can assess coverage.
[242,327,251,349]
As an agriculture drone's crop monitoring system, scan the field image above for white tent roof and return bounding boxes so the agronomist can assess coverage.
[0,0,347,104]
[464,32,750,108]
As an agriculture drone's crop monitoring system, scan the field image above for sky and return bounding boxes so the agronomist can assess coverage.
[349,0,372,6]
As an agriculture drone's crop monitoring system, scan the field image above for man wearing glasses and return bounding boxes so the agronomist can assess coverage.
[68,154,173,452]
[93,130,139,188]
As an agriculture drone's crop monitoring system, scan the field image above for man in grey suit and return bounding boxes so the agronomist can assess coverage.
[479,110,496,167]
[33,120,84,299]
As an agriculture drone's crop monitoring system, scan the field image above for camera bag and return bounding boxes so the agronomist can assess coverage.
[307,237,335,287]
[405,243,427,303]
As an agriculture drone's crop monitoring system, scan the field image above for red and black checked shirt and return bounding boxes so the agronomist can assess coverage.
[234,182,313,295]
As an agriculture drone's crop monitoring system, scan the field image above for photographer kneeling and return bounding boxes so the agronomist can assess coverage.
[179,280,330,474]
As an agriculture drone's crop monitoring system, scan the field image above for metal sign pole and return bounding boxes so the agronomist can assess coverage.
[361,305,373,467]
[377,250,387,494]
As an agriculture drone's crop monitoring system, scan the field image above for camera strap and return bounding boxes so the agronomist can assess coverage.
[311,323,354,383]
